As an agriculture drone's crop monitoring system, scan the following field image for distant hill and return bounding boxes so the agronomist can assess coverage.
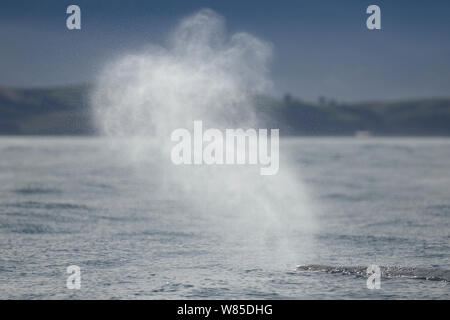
[0,85,93,135]
[258,95,450,136]
[1,85,450,136]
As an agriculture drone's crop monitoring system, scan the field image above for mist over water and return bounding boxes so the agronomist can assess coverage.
[92,9,272,136]
[91,9,316,268]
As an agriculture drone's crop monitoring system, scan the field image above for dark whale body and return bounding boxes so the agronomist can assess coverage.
[296,264,450,282]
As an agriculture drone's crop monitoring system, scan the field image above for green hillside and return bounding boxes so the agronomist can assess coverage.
[0,85,93,135]
[1,85,450,136]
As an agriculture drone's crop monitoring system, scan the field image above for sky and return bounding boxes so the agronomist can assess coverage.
[0,0,449,102]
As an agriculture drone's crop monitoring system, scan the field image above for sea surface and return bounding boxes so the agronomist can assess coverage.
[0,137,449,299]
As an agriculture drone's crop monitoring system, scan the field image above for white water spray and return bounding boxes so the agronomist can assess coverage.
[91,9,316,268]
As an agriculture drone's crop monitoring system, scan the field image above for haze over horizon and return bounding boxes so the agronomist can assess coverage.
[1,0,450,102]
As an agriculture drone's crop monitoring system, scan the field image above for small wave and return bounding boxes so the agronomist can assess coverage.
[4,223,54,234]
[6,201,89,211]
[296,264,450,282]
[425,204,450,217]
[12,187,62,195]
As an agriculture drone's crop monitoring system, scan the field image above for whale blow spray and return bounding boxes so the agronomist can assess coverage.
[91,9,316,268]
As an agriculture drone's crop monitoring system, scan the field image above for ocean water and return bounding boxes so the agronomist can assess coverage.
[0,137,449,299]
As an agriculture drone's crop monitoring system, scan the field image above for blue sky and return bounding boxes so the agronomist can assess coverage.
[1,0,449,101]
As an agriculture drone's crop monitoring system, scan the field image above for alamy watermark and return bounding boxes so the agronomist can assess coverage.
[66,265,81,290]
[366,5,381,30]
[66,5,81,30]
[366,265,381,289]
[65,4,380,31]
[170,121,279,175]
